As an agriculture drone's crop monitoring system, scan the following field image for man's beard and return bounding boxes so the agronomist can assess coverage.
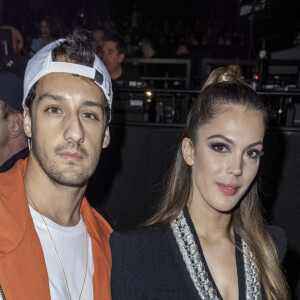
[31,132,99,187]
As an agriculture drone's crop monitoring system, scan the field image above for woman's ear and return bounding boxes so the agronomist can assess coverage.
[23,106,32,138]
[182,138,195,166]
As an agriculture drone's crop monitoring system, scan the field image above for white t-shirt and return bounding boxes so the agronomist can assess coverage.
[29,205,94,300]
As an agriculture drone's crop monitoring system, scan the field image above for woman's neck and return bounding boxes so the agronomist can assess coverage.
[187,200,233,243]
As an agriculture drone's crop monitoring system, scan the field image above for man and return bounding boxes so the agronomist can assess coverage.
[102,36,138,101]
[0,29,113,299]
[102,35,126,81]
[141,37,157,59]
[0,70,28,172]
[140,37,163,85]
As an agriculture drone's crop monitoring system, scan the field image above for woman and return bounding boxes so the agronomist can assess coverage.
[110,67,290,299]
[30,18,53,55]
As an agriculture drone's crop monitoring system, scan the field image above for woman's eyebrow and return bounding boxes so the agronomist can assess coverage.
[207,135,263,148]
[207,134,233,144]
[247,141,263,148]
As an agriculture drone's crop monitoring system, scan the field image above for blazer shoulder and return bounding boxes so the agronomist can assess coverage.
[267,225,287,261]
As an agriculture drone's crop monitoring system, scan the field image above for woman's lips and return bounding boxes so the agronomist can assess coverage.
[216,182,240,195]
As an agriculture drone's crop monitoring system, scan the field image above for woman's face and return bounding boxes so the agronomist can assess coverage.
[182,106,265,213]
[40,20,50,36]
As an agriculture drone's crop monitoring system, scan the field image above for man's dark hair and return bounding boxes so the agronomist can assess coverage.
[24,28,111,123]
[104,35,126,55]
[0,100,19,119]
[52,28,95,66]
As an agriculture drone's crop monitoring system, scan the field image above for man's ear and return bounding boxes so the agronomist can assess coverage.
[102,126,110,149]
[8,113,24,139]
[23,106,32,138]
[182,138,195,166]
[118,53,125,63]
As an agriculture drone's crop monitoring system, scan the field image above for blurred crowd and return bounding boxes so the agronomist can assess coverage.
[1,5,299,91]
[0,11,249,58]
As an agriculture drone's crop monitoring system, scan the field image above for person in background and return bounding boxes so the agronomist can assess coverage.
[102,35,138,97]
[110,67,290,299]
[30,18,53,55]
[0,70,28,172]
[139,37,164,87]
[102,35,126,81]
[141,37,158,59]
[0,28,113,299]
[175,43,190,57]
[93,27,105,57]
[0,25,24,54]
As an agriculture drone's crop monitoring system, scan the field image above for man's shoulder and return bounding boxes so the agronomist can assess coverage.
[0,148,29,173]
[0,159,26,194]
[0,160,29,255]
[91,207,113,235]
[81,199,113,244]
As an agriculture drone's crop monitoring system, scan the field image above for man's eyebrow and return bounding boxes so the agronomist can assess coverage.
[37,94,105,110]
[207,134,263,147]
[37,93,65,103]
[82,100,105,111]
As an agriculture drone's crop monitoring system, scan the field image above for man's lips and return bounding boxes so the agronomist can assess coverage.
[58,151,83,162]
[216,182,240,195]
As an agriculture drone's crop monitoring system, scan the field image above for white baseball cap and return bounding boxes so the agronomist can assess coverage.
[23,39,113,109]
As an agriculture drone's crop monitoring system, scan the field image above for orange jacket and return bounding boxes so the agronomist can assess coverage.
[0,159,113,300]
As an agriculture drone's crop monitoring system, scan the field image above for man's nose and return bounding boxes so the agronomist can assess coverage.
[63,114,84,144]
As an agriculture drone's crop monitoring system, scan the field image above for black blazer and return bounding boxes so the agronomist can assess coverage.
[110,212,286,300]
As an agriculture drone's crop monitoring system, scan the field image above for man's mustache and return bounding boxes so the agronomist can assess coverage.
[54,143,89,157]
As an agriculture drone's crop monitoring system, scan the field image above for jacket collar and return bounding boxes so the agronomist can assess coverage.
[0,158,29,255]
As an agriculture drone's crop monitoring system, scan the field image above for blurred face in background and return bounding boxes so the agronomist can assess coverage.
[102,41,125,79]
[40,20,51,36]
[93,29,104,49]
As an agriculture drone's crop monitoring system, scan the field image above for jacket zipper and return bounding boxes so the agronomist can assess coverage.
[0,284,6,300]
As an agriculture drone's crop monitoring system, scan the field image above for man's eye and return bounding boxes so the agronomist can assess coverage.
[46,106,61,114]
[210,142,229,153]
[83,112,98,120]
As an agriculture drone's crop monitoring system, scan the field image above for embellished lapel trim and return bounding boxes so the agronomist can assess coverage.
[170,210,262,300]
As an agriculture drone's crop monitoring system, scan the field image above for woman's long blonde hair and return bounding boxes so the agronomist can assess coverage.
[144,67,290,299]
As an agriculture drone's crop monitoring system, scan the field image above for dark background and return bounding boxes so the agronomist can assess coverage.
[0,0,299,298]
[0,0,299,52]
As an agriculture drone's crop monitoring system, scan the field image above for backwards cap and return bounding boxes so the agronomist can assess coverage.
[23,39,113,109]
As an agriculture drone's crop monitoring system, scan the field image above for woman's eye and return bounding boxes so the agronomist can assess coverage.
[211,143,229,153]
[246,149,264,159]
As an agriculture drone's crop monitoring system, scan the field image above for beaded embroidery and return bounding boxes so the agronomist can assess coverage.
[170,211,262,300]
[242,240,262,300]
